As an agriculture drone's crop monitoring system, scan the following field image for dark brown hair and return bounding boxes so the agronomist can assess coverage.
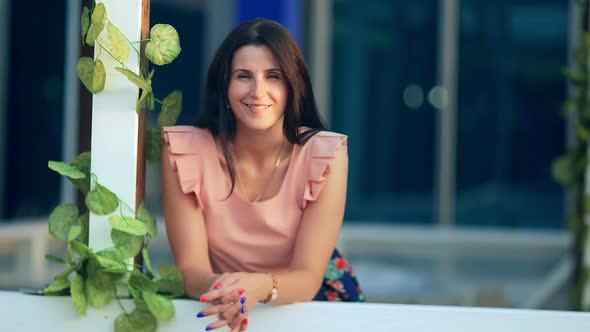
[194,18,326,197]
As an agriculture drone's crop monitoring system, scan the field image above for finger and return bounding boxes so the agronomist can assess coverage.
[240,318,249,331]
[230,305,248,330]
[202,283,241,303]
[220,288,247,305]
[196,303,232,318]
[204,319,229,331]
[218,301,242,322]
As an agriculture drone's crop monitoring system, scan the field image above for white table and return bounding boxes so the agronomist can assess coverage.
[2,291,589,331]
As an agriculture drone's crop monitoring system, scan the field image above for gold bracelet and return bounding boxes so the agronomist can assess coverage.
[262,273,279,304]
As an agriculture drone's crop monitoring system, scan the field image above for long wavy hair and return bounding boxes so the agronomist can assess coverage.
[194,18,327,197]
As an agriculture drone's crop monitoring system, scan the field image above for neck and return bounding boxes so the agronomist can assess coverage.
[232,123,286,164]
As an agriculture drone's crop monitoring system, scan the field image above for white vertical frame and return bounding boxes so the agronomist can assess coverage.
[435,0,460,227]
[60,0,82,205]
[89,0,143,251]
[309,0,333,125]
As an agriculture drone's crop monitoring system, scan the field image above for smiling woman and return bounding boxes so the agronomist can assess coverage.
[161,18,364,332]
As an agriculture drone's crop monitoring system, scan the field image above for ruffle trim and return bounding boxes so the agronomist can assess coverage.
[162,126,202,204]
[303,132,347,208]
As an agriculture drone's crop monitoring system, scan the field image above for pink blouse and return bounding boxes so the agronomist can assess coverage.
[162,126,347,274]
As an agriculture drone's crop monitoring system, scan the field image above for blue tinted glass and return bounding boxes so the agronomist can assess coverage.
[331,0,438,223]
[456,0,567,228]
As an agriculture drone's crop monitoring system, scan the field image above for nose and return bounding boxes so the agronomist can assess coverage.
[250,77,265,97]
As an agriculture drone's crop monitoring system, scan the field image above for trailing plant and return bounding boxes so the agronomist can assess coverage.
[44,2,185,331]
[552,0,590,311]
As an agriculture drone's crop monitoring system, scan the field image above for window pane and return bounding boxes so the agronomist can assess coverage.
[456,0,567,228]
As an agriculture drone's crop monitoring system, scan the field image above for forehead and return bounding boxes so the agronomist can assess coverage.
[231,45,280,70]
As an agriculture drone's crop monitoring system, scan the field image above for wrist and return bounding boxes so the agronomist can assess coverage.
[259,273,279,304]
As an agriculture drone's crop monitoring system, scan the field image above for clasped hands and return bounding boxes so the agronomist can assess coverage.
[196,272,269,331]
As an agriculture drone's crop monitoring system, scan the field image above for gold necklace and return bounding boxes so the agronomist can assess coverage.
[232,138,284,202]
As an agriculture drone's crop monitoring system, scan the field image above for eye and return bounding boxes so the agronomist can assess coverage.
[267,73,281,80]
[236,74,250,80]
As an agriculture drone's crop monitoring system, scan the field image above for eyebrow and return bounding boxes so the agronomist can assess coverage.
[232,68,282,74]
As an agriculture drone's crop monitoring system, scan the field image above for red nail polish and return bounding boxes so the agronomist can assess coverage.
[200,296,208,302]
[238,288,246,295]
[214,282,223,289]
[242,318,248,326]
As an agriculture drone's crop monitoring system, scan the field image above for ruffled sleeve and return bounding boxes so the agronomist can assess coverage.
[162,126,204,205]
[302,131,348,208]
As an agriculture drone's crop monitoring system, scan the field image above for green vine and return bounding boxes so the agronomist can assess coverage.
[44,2,185,331]
[552,0,590,311]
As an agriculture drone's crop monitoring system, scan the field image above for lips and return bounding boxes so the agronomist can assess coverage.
[244,103,271,110]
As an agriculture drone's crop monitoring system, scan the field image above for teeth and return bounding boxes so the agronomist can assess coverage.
[247,104,270,110]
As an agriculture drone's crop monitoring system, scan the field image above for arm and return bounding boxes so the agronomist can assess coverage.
[271,146,348,303]
[161,145,220,298]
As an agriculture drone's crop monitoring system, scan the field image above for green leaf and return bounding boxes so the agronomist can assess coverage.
[561,98,577,117]
[552,154,575,186]
[48,161,86,179]
[562,67,587,86]
[85,2,107,45]
[157,90,182,128]
[77,57,106,94]
[95,250,128,273]
[70,152,91,193]
[81,6,91,45]
[48,204,80,242]
[111,229,144,258]
[86,182,119,215]
[142,248,154,277]
[108,215,148,236]
[146,24,181,65]
[148,92,155,110]
[114,309,157,332]
[146,127,162,163]
[71,240,92,259]
[85,271,116,307]
[68,225,82,241]
[143,291,175,321]
[147,69,155,80]
[55,262,80,280]
[130,287,149,310]
[130,270,158,293]
[107,22,130,63]
[137,89,150,113]
[157,265,182,279]
[155,265,184,297]
[43,278,70,295]
[137,202,157,239]
[71,273,87,315]
[45,254,66,264]
[114,67,152,91]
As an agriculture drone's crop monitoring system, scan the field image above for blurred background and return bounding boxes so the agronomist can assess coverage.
[0,0,578,311]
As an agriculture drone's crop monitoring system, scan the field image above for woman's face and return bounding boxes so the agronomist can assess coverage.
[227,45,288,132]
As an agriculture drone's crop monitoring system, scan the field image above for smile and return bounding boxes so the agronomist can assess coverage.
[244,103,271,110]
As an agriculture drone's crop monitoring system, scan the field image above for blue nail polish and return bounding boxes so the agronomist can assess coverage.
[240,296,247,304]
[241,306,247,314]
[205,326,213,331]
[196,312,205,318]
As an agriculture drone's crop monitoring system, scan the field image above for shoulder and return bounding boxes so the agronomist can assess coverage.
[301,129,348,157]
[162,126,213,154]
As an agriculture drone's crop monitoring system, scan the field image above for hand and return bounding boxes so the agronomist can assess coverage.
[196,273,269,331]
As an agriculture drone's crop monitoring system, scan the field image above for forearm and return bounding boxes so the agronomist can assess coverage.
[181,266,221,299]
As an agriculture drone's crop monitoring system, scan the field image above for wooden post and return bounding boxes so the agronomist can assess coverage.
[88,0,148,252]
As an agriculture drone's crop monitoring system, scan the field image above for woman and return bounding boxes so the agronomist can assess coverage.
[161,18,363,332]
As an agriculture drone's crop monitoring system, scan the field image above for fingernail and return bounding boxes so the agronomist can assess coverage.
[242,318,248,326]
[241,306,247,314]
[238,288,246,295]
[240,296,247,304]
[214,282,223,289]
[200,296,208,302]
[205,326,213,331]
[196,311,205,318]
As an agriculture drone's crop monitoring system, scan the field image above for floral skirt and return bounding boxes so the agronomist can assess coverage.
[313,248,365,302]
